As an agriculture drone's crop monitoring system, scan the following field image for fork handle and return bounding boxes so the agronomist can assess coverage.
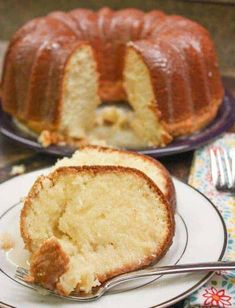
[105,261,235,290]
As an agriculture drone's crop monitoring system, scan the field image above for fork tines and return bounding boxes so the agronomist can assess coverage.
[15,266,29,279]
[210,147,235,192]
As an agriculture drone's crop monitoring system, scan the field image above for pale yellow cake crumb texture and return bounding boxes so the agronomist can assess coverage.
[0,232,15,251]
[124,47,171,146]
[61,45,100,138]
[54,147,168,203]
[96,106,132,128]
[38,130,54,148]
[55,148,165,193]
[10,165,26,176]
[21,167,173,295]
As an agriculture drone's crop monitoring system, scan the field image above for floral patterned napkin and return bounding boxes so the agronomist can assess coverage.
[184,133,235,308]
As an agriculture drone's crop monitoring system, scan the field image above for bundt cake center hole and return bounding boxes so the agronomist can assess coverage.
[88,99,149,148]
[96,101,134,127]
[98,101,134,110]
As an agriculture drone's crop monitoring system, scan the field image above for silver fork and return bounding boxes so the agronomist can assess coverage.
[210,147,235,192]
[15,261,235,302]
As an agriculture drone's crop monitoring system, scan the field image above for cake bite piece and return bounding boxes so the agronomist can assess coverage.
[20,165,174,295]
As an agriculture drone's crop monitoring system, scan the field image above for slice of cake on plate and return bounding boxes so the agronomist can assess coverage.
[20,148,175,295]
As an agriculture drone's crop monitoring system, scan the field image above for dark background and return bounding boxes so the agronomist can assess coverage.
[0,0,234,78]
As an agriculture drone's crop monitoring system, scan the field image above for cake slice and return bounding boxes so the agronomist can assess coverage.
[54,145,176,209]
[20,166,174,295]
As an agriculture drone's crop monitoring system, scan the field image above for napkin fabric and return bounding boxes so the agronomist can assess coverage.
[184,134,235,308]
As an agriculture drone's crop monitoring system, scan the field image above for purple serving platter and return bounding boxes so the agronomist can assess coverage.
[0,89,234,158]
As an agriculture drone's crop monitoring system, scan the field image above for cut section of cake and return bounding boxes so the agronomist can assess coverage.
[54,145,176,209]
[123,46,171,146]
[60,44,100,139]
[20,166,174,295]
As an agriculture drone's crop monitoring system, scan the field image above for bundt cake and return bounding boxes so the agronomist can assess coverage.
[20,165,174,295]
[1,8,224,148]
[54,145,176,209]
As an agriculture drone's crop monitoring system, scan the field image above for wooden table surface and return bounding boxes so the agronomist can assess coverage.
[0,41,234,308]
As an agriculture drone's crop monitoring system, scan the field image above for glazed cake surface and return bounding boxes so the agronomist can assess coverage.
[20,165,174,294]
[1,8,224,147]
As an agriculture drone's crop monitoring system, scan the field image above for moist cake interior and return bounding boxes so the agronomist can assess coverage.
[21,166,174,294]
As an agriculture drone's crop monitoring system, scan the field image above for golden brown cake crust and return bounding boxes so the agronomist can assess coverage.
[21,165,175,295]
[20,175,45,252]
[29,237,70,291]
[130,14,224,134]
[80,145,176,210]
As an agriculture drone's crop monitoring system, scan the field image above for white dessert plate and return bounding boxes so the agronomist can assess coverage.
[0,169,227,308]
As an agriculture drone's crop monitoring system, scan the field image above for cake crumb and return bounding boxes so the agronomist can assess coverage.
[20,196,26,203]
[10,164,26,176]
[38,130,69,147]
[96,106,131,128]
[100,106,120,125]
[0,232,15,251]
[38,130,53,147]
